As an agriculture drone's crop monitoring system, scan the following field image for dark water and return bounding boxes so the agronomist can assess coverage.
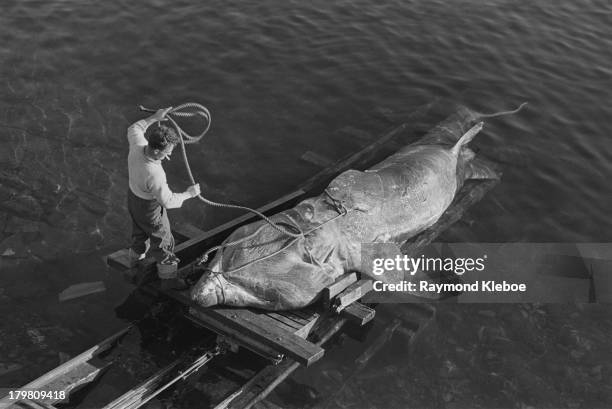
[1,1,611,407]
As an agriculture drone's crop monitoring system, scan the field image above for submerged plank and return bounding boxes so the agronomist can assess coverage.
[300,151,334,168]
[58,282,106,302]
[106,249,134,271]
[0,327,131,407]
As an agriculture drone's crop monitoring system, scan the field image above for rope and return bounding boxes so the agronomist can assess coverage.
[211,194,349,276]
[139,103,304,264]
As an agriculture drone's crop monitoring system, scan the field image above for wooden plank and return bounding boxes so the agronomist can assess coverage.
[278,312,308,326]
[333,280,373,313]
[0,327,131,407]
[264,313,303,331]
[293,314,320,339]
[58,282,106,302]
[157,286,323,366]
[300,151,334,168]
[341,302,375,326]
[277,311,309,326]
[322,273,358,307]
[187,309,283,362]
[208,308,324,366]
[45,357,110,398]
[337,126,372,141]
[106,249,134,271]
[287,308,317,321]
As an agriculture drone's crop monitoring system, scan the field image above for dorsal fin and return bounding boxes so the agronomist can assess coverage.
[451,121,484,156]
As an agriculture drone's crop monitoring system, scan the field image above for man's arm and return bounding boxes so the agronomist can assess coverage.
[126,107,173,146]
[150,175,201,209]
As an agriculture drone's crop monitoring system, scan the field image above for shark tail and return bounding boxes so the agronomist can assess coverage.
[478,102,527,119]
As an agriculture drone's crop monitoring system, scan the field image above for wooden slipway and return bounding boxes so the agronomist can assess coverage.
[3,115,499,409]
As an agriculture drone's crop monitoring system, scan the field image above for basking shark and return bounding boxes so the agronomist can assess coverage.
[191,105,519,310]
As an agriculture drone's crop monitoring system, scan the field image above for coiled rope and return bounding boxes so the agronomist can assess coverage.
[139,103,304,264]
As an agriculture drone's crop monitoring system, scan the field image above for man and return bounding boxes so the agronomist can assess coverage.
[126,107,201,275]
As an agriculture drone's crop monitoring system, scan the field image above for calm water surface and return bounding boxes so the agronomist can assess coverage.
[1,1,611,408]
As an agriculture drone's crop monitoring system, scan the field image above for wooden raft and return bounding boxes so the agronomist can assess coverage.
[99,117,498,408]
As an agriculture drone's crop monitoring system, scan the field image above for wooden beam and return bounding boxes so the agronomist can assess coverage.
[341,302,375,326]
[333,280,373,313]
[322,273,357,308]
[105,248,134,271]
[188,310,283,362]
[199,307,323,366]
[264,312,303,331]
[293,314,320,339]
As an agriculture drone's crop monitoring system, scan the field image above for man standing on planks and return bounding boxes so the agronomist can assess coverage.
[126,107,200,277]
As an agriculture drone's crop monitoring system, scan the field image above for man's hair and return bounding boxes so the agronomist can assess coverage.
[147,124,180,150]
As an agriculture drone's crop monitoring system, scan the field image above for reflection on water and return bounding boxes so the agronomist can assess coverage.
[1,0,611,407]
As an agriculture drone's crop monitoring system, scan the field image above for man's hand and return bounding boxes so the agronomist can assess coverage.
[186,183,201,198]
[151,107,173,122]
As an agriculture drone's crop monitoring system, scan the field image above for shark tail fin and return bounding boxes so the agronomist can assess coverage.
[479,102,527,119]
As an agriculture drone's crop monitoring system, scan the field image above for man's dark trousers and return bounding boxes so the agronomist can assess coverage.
[127,189,175,260]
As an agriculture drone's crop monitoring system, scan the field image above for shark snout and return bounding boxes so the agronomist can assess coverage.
[190,272,221,307]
